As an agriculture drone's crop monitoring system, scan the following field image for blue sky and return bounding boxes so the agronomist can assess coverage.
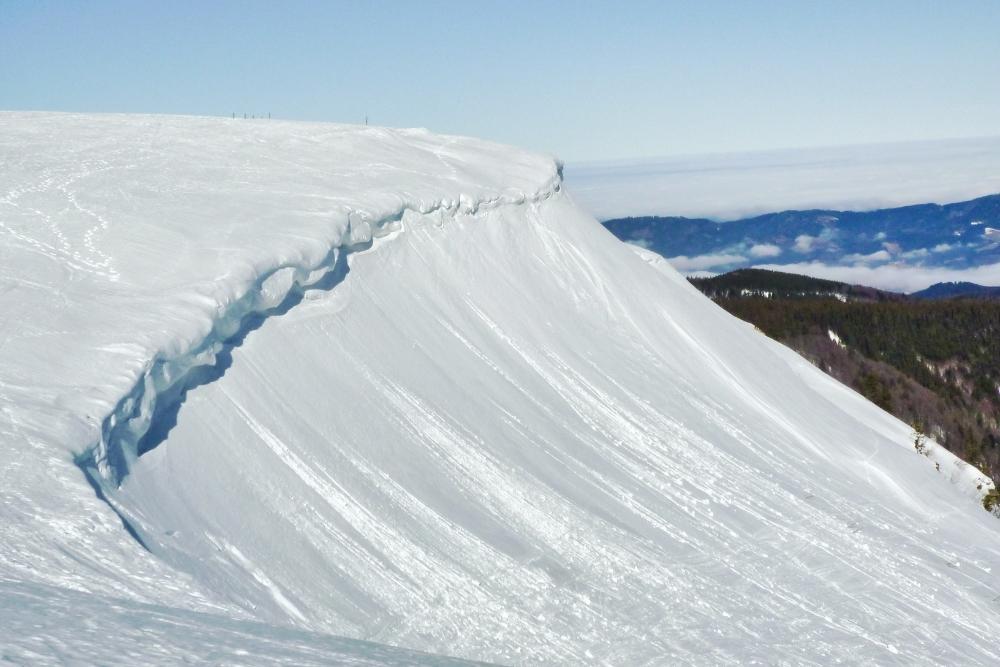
[2,0,998,161]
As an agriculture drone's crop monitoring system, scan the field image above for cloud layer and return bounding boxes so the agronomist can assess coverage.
[568,136,1000,220]
[749,243,782,258]
[755,261,1000,293]
[667,253,747,271]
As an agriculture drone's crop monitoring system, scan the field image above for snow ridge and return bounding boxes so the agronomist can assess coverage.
[10,114,1000,664]
[78,171,564,496]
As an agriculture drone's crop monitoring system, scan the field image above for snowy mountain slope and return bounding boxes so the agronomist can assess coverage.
[3,113,1000,664]
[0,111,555,662]
[115,197,1000,661]
[0,580,484,666]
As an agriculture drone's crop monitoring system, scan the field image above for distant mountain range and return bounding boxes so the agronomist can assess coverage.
[604,193,1000,274]
[911,281,1000,299]
[690,268,1000,485]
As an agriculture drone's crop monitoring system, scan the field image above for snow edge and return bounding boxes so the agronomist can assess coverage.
[76,161,565,493]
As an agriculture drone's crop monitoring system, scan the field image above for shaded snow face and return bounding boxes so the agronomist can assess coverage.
[0,579,481,667]
[118,193,1000,664]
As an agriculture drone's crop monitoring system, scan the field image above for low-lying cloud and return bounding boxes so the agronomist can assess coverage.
[667,253,747,271]
[794,235,817,253]
[755,261,1000,293]
[841,249,892,264]
[567,136,1000,221]
[749,243,782,258]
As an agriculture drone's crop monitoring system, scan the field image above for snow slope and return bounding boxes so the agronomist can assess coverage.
[3,112,1000,664]
[0,580,482,666]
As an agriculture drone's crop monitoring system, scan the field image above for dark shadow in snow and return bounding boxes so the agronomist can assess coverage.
[136,242,359,458]
[76,237,370,550]
[74,450,151,552]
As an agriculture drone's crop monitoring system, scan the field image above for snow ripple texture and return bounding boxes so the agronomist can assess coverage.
[1,112,1000,664]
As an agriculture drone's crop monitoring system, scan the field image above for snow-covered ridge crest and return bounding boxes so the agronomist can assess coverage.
[0,111,561,572]
[84,174,563,488]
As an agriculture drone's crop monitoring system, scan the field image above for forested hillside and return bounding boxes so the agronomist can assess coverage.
[691,268,905,302]
[692,270,1000,485]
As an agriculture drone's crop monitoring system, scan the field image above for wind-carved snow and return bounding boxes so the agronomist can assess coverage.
[80,172,559,497]
[116,202,1000,663]
[0,112,559,662]
[3,113,1000,664]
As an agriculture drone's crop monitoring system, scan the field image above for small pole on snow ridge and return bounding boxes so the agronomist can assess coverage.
[364,114,368,126]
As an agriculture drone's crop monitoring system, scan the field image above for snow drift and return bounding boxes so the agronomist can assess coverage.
[2,112,1000,664]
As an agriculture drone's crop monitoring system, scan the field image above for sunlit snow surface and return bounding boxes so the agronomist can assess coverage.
[3,113,1000,664]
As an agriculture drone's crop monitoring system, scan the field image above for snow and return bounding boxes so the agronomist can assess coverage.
[0,580,480,666]
[4,112,1000,664]
[566,136,1000,220]
[739,288,773,298]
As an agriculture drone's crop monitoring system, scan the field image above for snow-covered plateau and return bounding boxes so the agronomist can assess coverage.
[2,112,1000,665]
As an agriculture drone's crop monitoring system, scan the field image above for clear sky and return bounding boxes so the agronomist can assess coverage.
[2,0,998,162]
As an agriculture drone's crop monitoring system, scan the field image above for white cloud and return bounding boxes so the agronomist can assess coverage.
[794,234,817,253]
[756,261,1000,293]
[749,243,782,258]
[900,248,930,260]
[667,253,747,271]
[567,136,1000,221]
[932,243,953,253]
[626,239,651,249]
[874,231,888,240]
[841,249,892,264]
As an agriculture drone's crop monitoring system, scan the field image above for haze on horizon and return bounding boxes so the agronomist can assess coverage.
[2,0,999,163]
